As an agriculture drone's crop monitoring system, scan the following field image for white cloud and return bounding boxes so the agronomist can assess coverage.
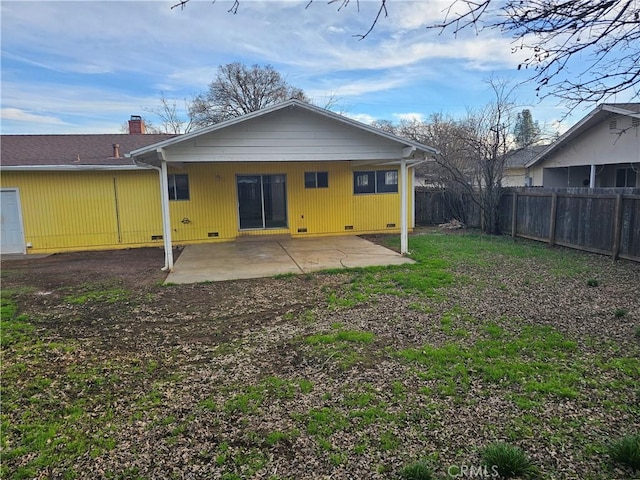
[344,112,377,125]
[0,1,596,134]
[0,108,67,125]
[393,112,425,122]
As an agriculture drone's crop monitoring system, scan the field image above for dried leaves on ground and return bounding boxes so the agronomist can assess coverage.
[1,231,639,479]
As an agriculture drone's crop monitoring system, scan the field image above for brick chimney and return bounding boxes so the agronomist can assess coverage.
[128,115,146,134]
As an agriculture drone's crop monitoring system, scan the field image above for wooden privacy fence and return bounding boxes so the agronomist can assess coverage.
[415,187,640,262]
[500,188,640,261]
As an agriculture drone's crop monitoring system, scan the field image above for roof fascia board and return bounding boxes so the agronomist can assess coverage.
[0,165,152,171]
[130,99,438,160]
[602,104,640,119]
[525,104,605,168]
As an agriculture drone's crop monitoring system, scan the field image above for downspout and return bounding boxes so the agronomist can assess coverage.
[589,164,596,188]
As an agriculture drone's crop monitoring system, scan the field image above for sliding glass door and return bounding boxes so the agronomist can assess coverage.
[237,174,287,230]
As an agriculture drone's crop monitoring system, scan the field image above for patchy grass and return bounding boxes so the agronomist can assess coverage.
[64,285,130,305]
[398,324,580,401]
[1,232,638,479]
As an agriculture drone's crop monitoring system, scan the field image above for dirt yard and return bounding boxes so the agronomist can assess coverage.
[2,233,639,479]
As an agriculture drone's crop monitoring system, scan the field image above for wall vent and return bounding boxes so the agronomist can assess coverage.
[208,232,219,238]
[297,227,308,233]
[609,119,617,130]
[344,225,354,230]
[386,223,396,228]
[151,235,163,241]
[633,117,640,128]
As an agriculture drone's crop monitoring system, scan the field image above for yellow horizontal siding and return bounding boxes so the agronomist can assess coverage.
[2,163,412,254]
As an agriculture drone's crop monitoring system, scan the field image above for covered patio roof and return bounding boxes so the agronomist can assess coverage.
[127,100,438,272]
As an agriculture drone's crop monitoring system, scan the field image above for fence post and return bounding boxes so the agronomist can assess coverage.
[548,193,558,246]
[611,194,623,260]
[511,192,518,238]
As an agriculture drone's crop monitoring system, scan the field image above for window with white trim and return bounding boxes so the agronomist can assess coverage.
[168,174,189,200]
[353,170,398,194]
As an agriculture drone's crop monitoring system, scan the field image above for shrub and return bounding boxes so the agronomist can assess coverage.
[399,459,433,480]
[608,434,640,472]
[481,442,537,479]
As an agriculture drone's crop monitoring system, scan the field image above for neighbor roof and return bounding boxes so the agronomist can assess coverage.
[129,99,438,160]
[1,134,177,169]
[525,103,640,168]
[504,145,549,168]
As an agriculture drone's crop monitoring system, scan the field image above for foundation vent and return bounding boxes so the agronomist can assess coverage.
[208,232,219,238]
[297,228,308,233]
[386,223,396,228]
[344,225,354,230]
[151,235,163,241]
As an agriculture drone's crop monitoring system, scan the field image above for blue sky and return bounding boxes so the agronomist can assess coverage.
[0,1,630,135]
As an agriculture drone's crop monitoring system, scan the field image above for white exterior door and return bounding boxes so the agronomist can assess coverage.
[1,189,26,254]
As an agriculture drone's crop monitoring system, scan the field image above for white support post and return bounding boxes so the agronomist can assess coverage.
[400,157,408,255]
[159,159,174,271]
[411,166,416,228]
[589,164,596,188]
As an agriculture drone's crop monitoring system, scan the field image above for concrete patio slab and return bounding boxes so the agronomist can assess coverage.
[165,236,414,284]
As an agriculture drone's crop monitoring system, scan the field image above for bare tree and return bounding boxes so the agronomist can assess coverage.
[189,63,309,127]
[456,80,515,234]
[379,80,516,234]
[144,92,194,134]
[434,0,640,109]
[173,1,639,109]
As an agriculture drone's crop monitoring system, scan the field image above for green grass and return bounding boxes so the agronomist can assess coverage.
[608,434,640,472]
[305,330,375,344]
[326,232,595,310]
[614,308,628,318]
[3,230,639,479]
[303,329,377,369]
[398,324,581,400]
[480,442,538,478]
[1,297,34,348]
[399,459,434,480]
[64,286,129,305]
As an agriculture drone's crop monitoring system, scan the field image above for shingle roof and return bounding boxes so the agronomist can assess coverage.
[1,134,177,167]
[504,145,549,168]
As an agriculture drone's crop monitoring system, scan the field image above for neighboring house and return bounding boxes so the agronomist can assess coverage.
[525,103,640,187]
[502,145,549,187]
[1,100,436,263]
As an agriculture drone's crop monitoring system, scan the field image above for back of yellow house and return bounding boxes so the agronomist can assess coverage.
[1,162,412,254]
[1,102,435,255]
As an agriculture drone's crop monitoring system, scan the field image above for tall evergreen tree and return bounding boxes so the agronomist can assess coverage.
[513,109,541,148]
